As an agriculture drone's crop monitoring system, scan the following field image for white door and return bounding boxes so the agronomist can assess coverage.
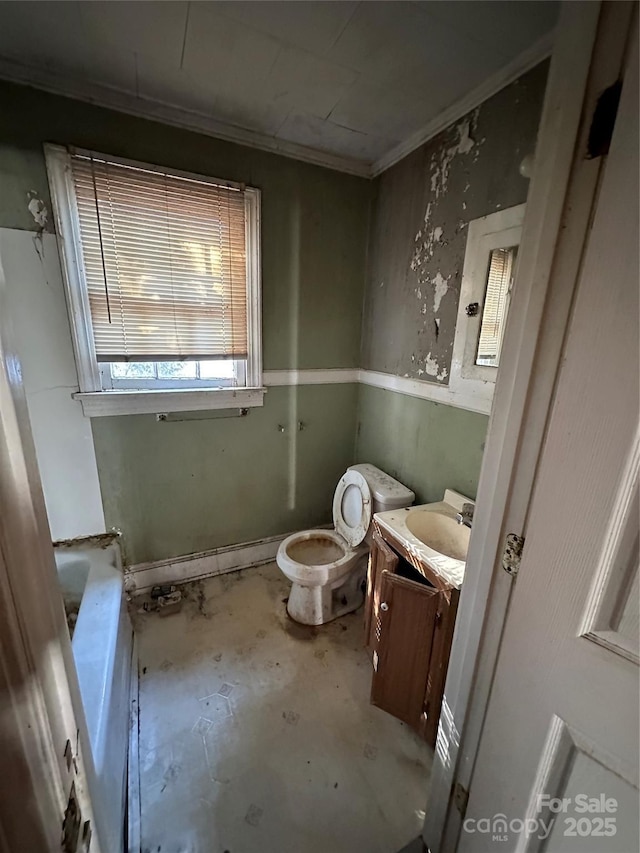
[0,253,103,846]
[458,26,639,853]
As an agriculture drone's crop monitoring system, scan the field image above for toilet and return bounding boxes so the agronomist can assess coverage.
[277,464,414,625]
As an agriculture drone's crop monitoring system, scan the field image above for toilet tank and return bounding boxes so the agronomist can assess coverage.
[348,464,415,514]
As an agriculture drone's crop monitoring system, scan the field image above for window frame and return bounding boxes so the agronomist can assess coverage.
[449,203,526,406]
[44,144,263,416]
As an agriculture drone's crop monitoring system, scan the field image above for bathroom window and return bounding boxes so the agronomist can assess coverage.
[449,204,525,403]
[45,145,262,416]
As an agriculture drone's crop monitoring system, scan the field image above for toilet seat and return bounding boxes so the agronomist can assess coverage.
[332,469,372,547]
[278,528,360,587]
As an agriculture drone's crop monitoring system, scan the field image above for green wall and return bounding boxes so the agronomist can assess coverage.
[0,81,371,371]
[0,81,369,563]
[92,385,358,565]
[0,79,498,565]
[355,385,488,506]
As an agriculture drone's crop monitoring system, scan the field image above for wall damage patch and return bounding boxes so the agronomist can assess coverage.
[424,352,448,382]
[429,114,479,201]
[27,191,48,229]
[432,272,449,313]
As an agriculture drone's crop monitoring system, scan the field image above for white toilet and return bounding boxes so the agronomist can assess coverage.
[277,464,415,625]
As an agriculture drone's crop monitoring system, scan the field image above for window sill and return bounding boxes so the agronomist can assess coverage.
[74,387,266,417]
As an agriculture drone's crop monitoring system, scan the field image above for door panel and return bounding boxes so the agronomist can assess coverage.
[580,459,639,665]
[365,530,398,658]
[460,27,639,853]
[371,570,439,733]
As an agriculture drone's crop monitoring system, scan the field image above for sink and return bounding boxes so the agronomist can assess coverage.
[405,510,470,560]
[374,491,473,588]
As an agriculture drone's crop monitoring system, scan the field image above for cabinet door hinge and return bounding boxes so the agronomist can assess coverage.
[453,781,469,818]
[502,533,525,578]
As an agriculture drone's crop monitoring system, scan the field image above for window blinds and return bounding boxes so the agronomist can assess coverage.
[477,246,516,364]
[70,153,248,362]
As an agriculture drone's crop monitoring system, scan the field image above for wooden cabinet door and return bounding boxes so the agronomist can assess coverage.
[371,569,440,735]
[364,531,398,658]
[422,589,458,746]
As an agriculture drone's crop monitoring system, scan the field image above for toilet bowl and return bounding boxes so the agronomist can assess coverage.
[277,465,414,626]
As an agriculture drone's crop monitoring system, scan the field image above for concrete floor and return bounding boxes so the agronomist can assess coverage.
[134,563,432,853]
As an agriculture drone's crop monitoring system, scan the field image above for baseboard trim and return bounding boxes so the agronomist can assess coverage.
[125,531,295,594]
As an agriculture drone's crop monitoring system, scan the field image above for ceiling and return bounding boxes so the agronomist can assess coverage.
[0,1,559,176]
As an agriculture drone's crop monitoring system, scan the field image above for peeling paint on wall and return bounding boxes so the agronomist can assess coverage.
[27,191,48,229]
[361,62,549,385]
[432,272,449,313]
[429,113,479,201]
[424,352,448,382]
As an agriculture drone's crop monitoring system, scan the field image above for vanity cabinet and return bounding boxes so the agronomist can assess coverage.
[364,523,460,746]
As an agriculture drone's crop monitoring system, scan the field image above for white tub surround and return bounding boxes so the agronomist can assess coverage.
[0,228,105,538]
[55,540,132,853]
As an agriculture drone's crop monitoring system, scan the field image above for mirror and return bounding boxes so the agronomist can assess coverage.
[475,246,518,368]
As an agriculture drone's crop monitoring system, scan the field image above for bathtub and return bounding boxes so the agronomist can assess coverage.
[55,538,133,853]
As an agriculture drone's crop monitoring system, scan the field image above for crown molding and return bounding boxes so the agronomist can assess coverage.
[370,32,555,177]
[0,56,371,179]
[0,33,553,182]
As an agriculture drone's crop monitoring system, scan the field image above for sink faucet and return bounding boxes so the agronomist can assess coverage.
[456,502,475,528]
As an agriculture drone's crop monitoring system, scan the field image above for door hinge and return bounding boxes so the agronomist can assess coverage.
[502,533,525,577]
[453,781,469,818]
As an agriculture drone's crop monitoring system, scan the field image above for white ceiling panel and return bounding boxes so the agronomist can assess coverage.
[0,1,559,174]
[419,1,560,57]
[79,43,138,95]
[277,112,395,162]
[136,57,217,117]
[327,2,499,98]
[79,1,189,67]
[183,4,282,94]
[0,2,84,76]
[262,44,358,121]
[328,77,437,142]
[211,90,292,136]
[215,1,360,55]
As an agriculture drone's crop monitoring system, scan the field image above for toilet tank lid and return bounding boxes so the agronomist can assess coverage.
[348,464,415,506]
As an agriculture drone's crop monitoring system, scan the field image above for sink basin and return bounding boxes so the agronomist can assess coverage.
[405,510,470,560]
